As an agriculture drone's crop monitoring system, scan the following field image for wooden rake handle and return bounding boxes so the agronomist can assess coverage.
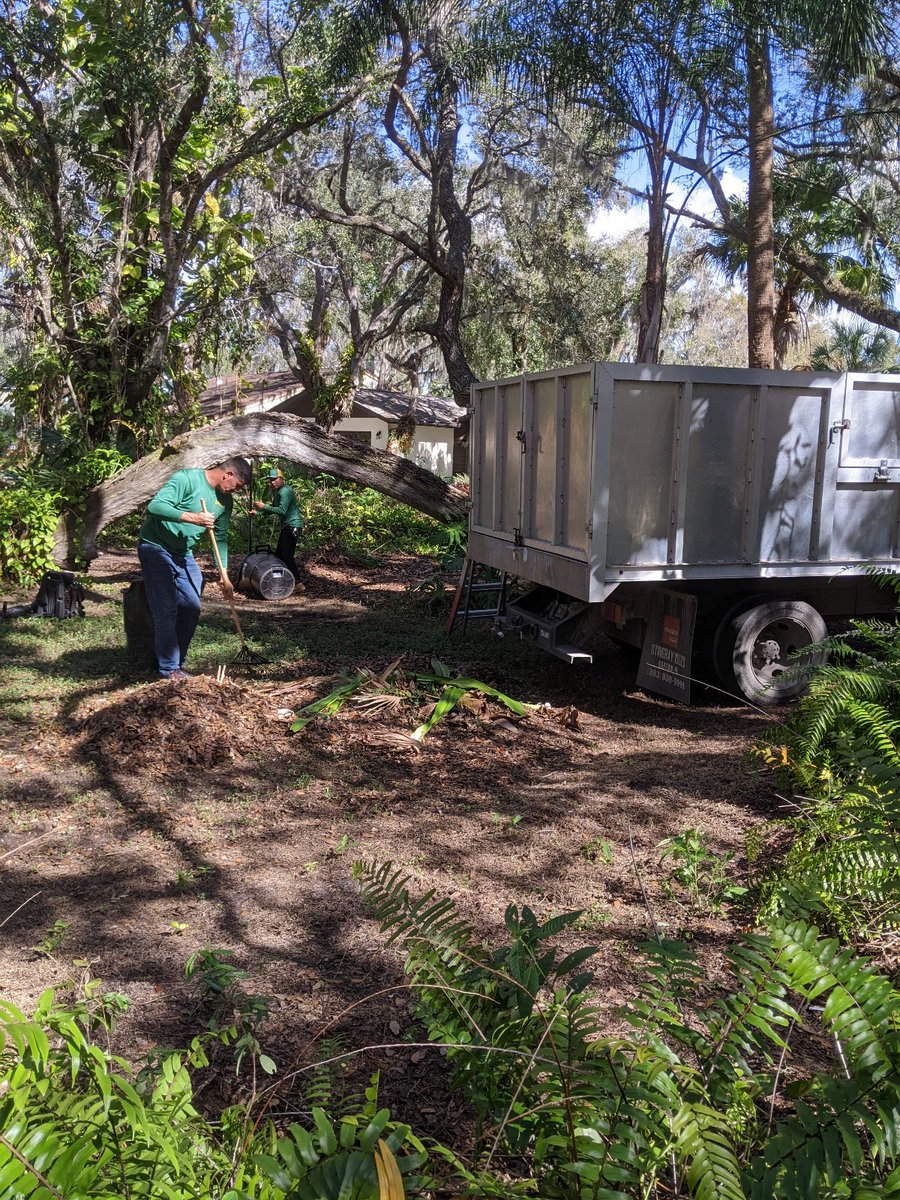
[199,499,246,647]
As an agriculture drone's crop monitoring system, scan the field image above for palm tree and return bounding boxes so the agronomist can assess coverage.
[700,162,895,367]
[809,321,900,371]
[728,0,888,368]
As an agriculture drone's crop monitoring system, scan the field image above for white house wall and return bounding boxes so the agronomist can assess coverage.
[331,416,391,447]
[408,427,454,478]
[292,414,454,479]
[233,387,457,480]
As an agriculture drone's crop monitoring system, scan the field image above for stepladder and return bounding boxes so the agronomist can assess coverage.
[446,556,509,636]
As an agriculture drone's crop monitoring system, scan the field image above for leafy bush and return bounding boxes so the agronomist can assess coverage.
[356,860,900,1199]
[658,827,748,912]
[0,483,62,586]
[0,446,131,584]
[0,981,433,1200]
[265,472,448,557]
[755,588,900,947]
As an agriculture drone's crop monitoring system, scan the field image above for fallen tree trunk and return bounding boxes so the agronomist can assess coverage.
[52,411,468,567]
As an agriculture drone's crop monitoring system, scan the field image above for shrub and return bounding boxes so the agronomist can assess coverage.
[356,860,900,1199]
[0,982,433,1200]
[263,472,448,556]
[0,483,60,586]
[0,446,131,584]
[755,602,900,949]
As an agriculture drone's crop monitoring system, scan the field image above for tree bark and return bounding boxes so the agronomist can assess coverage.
[637,151,666,363]
[745,28,776,369]
[52,412,468,567]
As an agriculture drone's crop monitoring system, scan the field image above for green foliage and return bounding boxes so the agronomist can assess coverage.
[289,473,446,556]
[31,919,70,958]
[658,827,749,913]
[185,946,276,1077]
[810,320,900,372]
[355,860,601,1158]
[755,588,900,946]
[768,611,900,787]
[0,483,60,585]
[0,984,251,1200]
[0,0,340,447]
[0,982,434,1200]
[255,1088,431,1200]
[580,836,613,865]
[289,662,529,737]
[66,447,133,495]
[0,445,130,583]
[356,859,900,1200]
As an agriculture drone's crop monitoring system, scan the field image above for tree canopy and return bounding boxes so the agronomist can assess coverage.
[2,0,900,503]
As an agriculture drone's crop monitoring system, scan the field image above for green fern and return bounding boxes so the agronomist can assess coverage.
[356,861,900,1200]
[756,596,900,945]
[0,985,437,1200]
[761,784,900,944]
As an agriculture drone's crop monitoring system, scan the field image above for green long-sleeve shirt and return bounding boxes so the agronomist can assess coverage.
[258,483,303,530]
[139,468,232,567]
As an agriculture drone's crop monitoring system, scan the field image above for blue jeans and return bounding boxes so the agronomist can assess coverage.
[138,542,203,675]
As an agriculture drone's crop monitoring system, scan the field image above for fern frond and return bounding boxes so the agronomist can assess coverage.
[769,919,900,1078]
[703,936,799,1086]
[674,1099,747,1200]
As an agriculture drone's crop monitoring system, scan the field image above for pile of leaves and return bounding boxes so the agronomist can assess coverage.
[74,661,537,777]
[77,675,289,776]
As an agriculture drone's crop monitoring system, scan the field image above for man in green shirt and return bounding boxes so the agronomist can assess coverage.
[138,457,251,678]
[254,468,304,581]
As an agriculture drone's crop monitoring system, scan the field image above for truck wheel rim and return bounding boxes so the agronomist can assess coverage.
[748,618,817,691]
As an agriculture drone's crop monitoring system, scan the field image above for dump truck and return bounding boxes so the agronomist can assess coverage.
[461,362,900,704]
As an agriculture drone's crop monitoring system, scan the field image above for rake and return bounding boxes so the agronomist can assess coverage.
[200,500,268,671]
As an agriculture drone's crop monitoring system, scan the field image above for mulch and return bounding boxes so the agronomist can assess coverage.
[72,671,582,777]
[76,676,294,774]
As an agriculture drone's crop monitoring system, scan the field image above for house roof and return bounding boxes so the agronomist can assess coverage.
[198,371,303,420]
[198,372,465,428]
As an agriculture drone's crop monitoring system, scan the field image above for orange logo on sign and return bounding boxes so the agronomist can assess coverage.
[662,615,680,649]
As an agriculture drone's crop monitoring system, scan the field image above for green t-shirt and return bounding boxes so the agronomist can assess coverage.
[139,468,232,567]
[259,483,303,530]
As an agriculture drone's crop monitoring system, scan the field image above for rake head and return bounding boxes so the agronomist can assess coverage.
[230,643,269,673]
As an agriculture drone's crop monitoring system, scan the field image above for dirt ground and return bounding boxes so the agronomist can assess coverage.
[0,549,781,1133]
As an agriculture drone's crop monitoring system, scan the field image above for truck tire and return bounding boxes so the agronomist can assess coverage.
[713,599,827,705]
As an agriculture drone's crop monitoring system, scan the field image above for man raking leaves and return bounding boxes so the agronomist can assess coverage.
[138,458,250,679]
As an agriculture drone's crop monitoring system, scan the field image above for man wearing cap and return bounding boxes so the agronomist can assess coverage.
[138,457,251,679]
[254,469,304,584]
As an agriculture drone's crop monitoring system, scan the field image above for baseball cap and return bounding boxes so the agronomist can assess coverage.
[268,468,283,479]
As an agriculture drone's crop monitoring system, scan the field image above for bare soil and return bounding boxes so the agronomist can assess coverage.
[0,549,781,1132]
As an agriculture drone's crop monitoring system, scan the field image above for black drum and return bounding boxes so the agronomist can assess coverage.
[240,551,295,600]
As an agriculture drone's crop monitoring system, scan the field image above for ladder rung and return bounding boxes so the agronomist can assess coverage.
[446,557,507,636]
